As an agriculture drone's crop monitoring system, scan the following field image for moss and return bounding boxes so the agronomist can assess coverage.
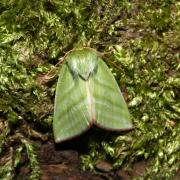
[0,0,179,179]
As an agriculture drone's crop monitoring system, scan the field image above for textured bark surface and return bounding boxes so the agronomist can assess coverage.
[14,126,180,179]
[16,141,180,179]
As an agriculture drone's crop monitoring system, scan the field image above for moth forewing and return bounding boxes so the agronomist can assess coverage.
[92,60,132,130]
[53,64,90,143]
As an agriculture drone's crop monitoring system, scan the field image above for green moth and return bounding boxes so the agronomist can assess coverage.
[53,48,132,142]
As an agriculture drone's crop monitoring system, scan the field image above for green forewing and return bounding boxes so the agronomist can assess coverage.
[91,60,132,129]
[53,63,90,142]
[53,48,132,142]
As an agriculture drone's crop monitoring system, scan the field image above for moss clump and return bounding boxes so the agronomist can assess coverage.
[0,0,179,179]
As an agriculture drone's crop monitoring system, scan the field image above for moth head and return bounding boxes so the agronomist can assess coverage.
[66,48,99,80]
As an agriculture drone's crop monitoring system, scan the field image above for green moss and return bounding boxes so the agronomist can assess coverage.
[0,0,179,179]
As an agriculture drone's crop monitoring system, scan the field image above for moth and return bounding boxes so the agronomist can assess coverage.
[53,48,132,142]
